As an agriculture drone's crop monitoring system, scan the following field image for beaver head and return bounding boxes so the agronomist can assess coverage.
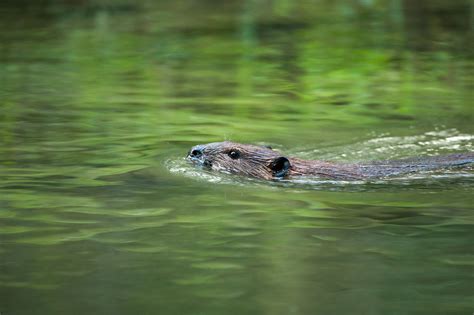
[186,141,291,179]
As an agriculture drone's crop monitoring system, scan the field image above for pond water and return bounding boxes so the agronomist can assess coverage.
[1,1,473,314]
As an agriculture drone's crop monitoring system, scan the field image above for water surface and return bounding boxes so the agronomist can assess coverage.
[1,1,473,314]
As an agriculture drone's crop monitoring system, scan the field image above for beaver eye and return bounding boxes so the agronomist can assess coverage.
[228,150,240,159]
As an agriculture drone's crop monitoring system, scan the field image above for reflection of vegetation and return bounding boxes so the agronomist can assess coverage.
[1,1,472,145]
[0,1,473,314]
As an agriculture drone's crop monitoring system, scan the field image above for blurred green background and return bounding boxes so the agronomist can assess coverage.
[0,1,473,314]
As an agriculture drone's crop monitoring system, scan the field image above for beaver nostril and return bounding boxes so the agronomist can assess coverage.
[191,149,202,158]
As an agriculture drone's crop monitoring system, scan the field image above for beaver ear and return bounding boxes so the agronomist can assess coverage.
[270,157,291,178]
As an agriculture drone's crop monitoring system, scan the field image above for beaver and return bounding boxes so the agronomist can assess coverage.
[187,141,474,180]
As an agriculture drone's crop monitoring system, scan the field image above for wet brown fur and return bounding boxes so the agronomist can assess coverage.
[187,141,474,180]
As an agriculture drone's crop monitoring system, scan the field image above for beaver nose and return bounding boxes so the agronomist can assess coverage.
[189,148,203,158]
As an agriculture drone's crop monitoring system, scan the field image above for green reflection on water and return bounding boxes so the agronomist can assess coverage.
[1,0,473,314]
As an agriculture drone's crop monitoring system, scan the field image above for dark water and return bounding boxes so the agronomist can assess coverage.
[1,1,473,314]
